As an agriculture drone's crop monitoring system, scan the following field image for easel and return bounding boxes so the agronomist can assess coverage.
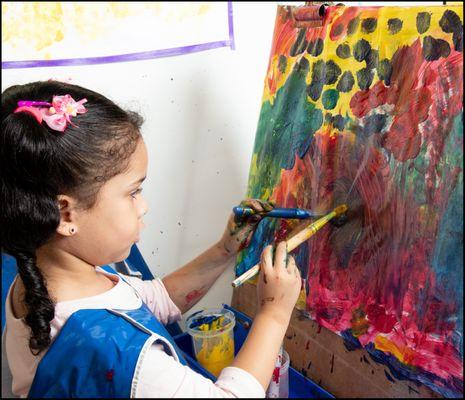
[232,2,448,396]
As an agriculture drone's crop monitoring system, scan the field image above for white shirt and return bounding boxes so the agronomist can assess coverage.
[4,267,265,398]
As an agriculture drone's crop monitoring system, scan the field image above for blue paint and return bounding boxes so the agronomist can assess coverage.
[233,206,321,220]
[235,218,276,276]
[431,115,463,357]
[188,315,222,330]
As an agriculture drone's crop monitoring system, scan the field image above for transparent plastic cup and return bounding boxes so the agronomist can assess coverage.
[186,308,235,377]
[279,350,290,398]
[266,349,290,398]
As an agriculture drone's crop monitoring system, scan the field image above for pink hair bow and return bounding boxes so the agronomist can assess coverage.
[15,95,87,132]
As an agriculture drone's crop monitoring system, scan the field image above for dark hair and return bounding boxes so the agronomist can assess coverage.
[1,80,143,355]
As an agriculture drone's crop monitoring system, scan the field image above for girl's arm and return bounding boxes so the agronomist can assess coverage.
[162,199,273,313]
[230,242,302,389]
[161,241,234,313]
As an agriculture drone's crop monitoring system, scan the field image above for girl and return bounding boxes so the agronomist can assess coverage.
[1,81,302,398]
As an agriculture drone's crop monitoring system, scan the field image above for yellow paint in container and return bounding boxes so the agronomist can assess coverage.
[186,308,235,377]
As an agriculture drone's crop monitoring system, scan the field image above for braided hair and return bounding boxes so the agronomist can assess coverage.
[1,81,143,355]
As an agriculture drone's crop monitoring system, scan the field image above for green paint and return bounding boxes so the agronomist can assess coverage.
[247,59,323,199]
[322,89,339,110]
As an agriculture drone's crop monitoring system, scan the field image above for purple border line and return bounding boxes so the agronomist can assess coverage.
[228,0,235,51]
[2,2,235,69]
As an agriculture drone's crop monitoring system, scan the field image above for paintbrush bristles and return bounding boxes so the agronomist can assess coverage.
[333,204,348,216]
[231,205,348,288]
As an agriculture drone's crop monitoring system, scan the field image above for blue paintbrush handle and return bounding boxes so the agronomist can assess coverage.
[233,206,319,219]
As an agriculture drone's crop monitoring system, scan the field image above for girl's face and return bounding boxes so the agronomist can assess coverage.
[66,138,149,266]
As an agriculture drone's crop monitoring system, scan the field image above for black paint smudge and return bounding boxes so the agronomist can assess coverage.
[325,60,342,85]
[307,60,326,101]
[326,114,345,131]
[333,23,344,36]
[388,18,403,34]
[353,39,372,62]
[357,67,374,90]
[336,71,355,92]
[278,55,287,73]
[307,38,324,57]
[336,43,351,59]
[439,9,462,33]
[347,16,360,35]
[422,35,451,61]
[416,12,432,34]
[366,49,379,70]
[377,58,393,85]
[307,81,323,101]
[361,18,377,33]
[290,28,308,56]
[363,114,387,135]
[294,56,310,73]
[439,9,463,52]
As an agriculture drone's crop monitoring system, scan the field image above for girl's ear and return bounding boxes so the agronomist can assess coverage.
[56,195,79,237]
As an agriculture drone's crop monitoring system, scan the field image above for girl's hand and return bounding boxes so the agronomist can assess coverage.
[256,242,301,325]
[218,199,274,259]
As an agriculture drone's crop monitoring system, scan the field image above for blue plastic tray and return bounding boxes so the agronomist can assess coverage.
[173,304,334,398]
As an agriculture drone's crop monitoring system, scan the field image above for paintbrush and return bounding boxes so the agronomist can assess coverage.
[233,205,348,227]
[233,206,322,220]
[231,204,348,288]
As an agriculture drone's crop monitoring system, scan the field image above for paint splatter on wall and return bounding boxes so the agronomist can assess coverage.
[237,4,463,397]
[2,2,229,62]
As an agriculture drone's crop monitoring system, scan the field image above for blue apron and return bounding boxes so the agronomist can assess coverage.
[28,265,187,398]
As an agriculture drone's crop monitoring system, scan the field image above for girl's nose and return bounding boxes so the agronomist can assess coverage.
[140,198,149,218]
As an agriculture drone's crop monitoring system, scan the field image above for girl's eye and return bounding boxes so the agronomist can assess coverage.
[130,188,143,198]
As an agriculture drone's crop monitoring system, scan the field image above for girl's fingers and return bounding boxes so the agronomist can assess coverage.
[241,199,264,213]
[260,245,274,277]
[273,241,287,274]
[260,199,275,212]
[287,256,301,281]
[243,228,255,248]
[286,255,296,274]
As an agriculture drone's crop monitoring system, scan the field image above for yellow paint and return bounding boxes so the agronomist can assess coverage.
[2,2,218,58]
[374,335,416,365]
[194,328,234,377]
[261,4,463,122]
[296,284,307,310]
[198,4,212,16]
[2,2,65,52]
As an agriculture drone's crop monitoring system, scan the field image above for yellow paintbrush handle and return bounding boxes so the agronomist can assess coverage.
[231,205,347,288]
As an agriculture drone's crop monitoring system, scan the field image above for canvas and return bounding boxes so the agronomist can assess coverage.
[237,4,463,397]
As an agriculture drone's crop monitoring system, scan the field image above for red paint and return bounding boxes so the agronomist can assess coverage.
[329,7,360,41]
[272,366,280,384]
[350,40,432,161]
[260,10,464,389]
[105,369,114,381]
[366,304,397,334]
[266,94,462,381]
[185,289,204,305]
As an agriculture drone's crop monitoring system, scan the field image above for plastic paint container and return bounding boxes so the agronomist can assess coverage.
[186,308,235,377]
[266,348,290,398]
[278,350,290,398]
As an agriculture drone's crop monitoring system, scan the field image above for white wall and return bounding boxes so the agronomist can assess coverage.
[2,1,443,327]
